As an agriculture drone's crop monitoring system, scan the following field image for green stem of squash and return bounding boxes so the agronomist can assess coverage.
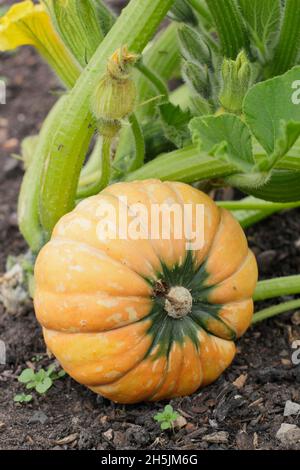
[252,299,300,324]
[136,22,180,120]
[136,61,169,101]
[233,207,277,229]
[254,276,300,302]
[269,0,300,77]
[125,145,236,182]
[80,137,103,179]
[22,0,174,248]
[76,136,112,199]
[128,113,146,172]
[217,199,300,211]
[204,0,248,58]
[217,196,300,229]
[18,97,69,253]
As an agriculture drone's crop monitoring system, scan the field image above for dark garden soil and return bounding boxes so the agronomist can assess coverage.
[1,3,300,451]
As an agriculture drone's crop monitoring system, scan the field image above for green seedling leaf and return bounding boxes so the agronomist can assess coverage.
[45,365,56,377]
[35,377,53,395]
[189,114,254,172]
[238,0,281,62]
[244,66,300,168]
[14,393,33,403]
[35,369,46,382]
[17,364,66,397]
[18,368,35,384]
[161,421,172,430]
[26,382,36,390]
[159,103,193,148]
[154,404,180,431]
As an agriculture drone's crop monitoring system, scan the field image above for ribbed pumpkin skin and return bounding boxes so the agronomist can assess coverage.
[34,180,258,403]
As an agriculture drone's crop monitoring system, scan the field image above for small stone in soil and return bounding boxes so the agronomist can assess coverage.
[29,411,48,425]
[276,423,300,445]
[174,415,187,429]
[202,431,229,444]
[283,400,300,417]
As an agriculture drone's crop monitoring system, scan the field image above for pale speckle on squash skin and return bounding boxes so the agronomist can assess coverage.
[106,313,123,324]
[104,371,121,380]
[69,265,84,272]
[125,306,138,322]
[96,298,120,308]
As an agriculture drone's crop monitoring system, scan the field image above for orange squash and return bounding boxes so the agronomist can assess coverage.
[34,180,258,403]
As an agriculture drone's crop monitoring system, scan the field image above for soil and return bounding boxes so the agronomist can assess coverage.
[1,1,300,452]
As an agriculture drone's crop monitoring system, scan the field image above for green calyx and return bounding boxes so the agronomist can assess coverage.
[142,251,236,360]
[219,50,252,114]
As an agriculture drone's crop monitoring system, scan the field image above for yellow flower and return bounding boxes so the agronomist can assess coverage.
[0,0,80,88]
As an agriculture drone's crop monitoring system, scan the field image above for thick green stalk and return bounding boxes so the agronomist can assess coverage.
[77,136,111,199]
[205,0,248,58]
[80,137,103,178]
[37,0,174,238]
[269,0,300,77]
[218,199,300,211]
[125,145,235,182]
[18,97,68,253]
[234,208,277,229]
[128,113,145,172]
[217,196,300,229]
[252,299,300,324]
[254,275,300,302]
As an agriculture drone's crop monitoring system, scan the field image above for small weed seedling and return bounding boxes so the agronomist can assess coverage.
[154,404,180,430]
[31,354,44,363]
[13,393,32,404]
[17,364,65,395]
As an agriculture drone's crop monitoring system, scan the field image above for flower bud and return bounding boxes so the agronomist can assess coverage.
[178,24,211,66]
[42,0,104,67]
[91,46,138,138]
[169,0,198,26]
[182,61,211,99]
[219,50,252,114]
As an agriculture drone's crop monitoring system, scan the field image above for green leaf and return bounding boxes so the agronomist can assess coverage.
[18,369,35,384]
[154,412,165,422]
[26,382,36,390]
[238,0,281,61]
[161,421,172,430]
[57,370,66,378]
[35,377,53,394]
[46,365,56,377]
[159,103,193,148]
[244,66,300,168]
[189,114,254,171]
[14,393,32,403]
[24,394,33,402]
[35,369,46,382]
[164,404,174,414]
